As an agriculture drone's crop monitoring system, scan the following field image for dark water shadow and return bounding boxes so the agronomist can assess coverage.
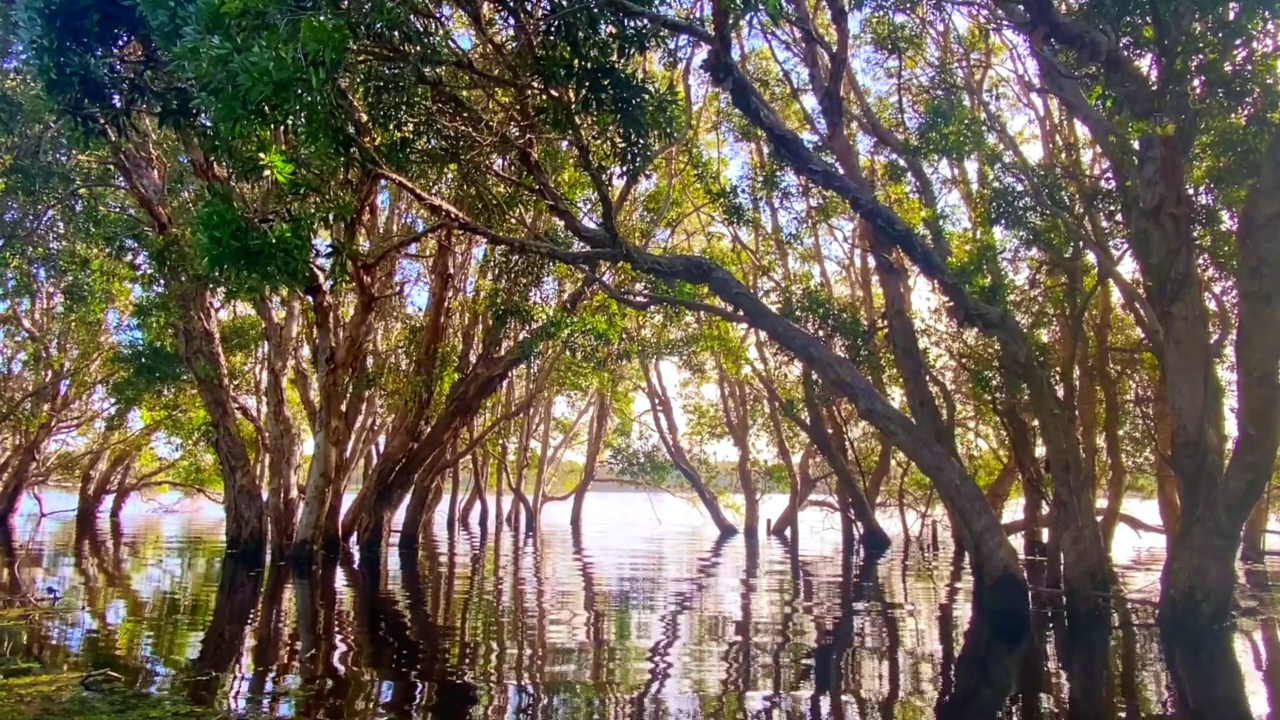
[295,560,350,720]
[1161,624,1251,718]
[187,553,264,706]
[934,601,1028,720]
[1054,608,1113,718]
[245,564,291,713]
[934,548,1028,720]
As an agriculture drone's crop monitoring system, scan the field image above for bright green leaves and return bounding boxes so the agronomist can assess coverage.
[947,230,1009,310]
[912,90,986,165]
[163,0,351,132]
[109,294,188,408]
[258,148,295,184]
[782,284,879,371]
[533,0,683,183]
[192,189,312,297]
[861,9,927,63]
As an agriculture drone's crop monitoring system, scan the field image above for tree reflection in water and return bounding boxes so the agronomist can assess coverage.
[1,503,1276,720]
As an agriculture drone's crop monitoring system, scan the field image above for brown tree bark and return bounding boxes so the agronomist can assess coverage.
[1242,494,1271,564]
[73,448,110,530]
[802,376,891,552]
[0,382,68,527]
[984,458,1019,515]
[642,359,740,536]
[175,284,268,559]
[255,295,303,556]
[111,134,271,561]
[347,328,553,557]
[717,366,759,536]
[870,226,974,551]
[1153,376,1182,545]
[570,391,611,529]
[998,402,1048,560]
[1161,134,1280,628]
[1096,283,1130,548]
[690,6,1103,616]
[771,445,817,537]
[75,444,139,528]
[401,466,448,549]
[339,250,461,547]
[384,145,1030,636]
[503,382,538,535]
[446,445,462,538]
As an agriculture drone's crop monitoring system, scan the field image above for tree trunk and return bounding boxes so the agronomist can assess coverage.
[984,458,1019,515]
[801,375,891,552]
[718,369,758,536]
[0,418,58,528]
[75,448,109,529]
[772,445,817,538]
[175,284,266,560]
[446,454,462,538]
[529,392,556,535]
[570,391,611,530]
[871,228,971,552]
[506,388,536,535]
[345,289,573,557]
[109,483,135,522]
[1153,377,1182,546]
[351,348,533,557]
[643,360,739,536]
[255,296,303,557]
[1096,283,1129,548]
[1161,133,1280,629]
[999,402,1047,561]
[756,352,800,540]
[393,139,1030,629]
[462,446,486,526]
[401,466,446,551]
[1242,493,1270,564]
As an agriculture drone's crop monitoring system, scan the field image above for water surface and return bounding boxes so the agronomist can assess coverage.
[2,491,1278,718]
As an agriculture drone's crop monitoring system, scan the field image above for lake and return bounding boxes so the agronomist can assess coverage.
[1,490,1277,718]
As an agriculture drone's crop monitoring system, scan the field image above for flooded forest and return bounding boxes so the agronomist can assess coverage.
[1,0,1279,717]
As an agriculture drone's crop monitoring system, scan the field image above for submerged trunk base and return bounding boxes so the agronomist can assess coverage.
[975,570,1032,645]
[1160,523,1241,631]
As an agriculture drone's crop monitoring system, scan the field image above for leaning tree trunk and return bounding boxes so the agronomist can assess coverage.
[291,284,370,561]
[407,114,1029,633]
[718,369,758,536]
[351,342,536,558]
[802,376,891,552]
[1096,283,1130,548]
[871,229,977,553]
[685,29,1073,621]
[643,360,739,536]
[175,284,267,560]
[771,445,817,539]
[570,391,611,530]
[113,139,267,561]
[74,448,110,530]
[401,465,449,551]
[0,416,58,528]
[446,454,462,538]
